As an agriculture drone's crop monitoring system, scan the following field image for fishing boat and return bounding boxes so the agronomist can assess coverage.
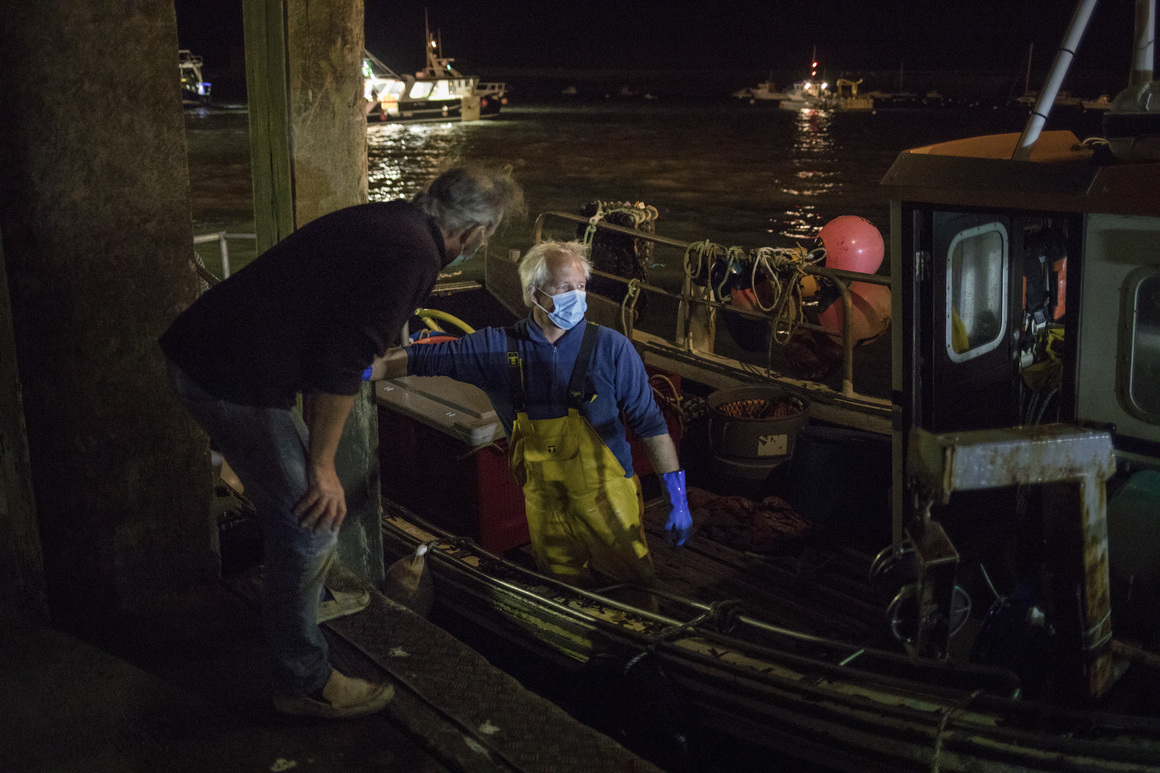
[776,79,830,111]
[776,78,874,112]
[363,22,506,124]
[178,49,211,106]
[734,79,790,103]
[193,2,1160,769]
[345,2,1160,769]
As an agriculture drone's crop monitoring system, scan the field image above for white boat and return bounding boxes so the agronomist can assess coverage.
[364,22,505,124]
[774,47,872,111]
[776,79,829,110]
[779,78,874,112]
[735,79,790,103]
[178,49,211,106]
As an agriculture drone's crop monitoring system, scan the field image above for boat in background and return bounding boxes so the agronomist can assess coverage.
[776,79,828,110]
[777,78,874,111]
[1082,93,1113,110]
[178,49,211,106]
[734,77,790,103]
[364,21,506,124]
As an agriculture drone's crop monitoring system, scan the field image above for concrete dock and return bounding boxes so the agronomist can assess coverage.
[1,567,662,773]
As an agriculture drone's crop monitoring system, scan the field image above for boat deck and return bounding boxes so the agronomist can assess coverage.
[637,490,886,646]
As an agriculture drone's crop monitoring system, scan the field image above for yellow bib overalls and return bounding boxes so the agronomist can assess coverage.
[506,323,654,587]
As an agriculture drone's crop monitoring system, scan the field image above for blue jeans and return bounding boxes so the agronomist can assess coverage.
[167,360,335,696]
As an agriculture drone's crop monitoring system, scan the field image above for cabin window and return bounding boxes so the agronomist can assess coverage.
[946,222,1008,362]
[1128,271,1160,420]
[409,81,434,99]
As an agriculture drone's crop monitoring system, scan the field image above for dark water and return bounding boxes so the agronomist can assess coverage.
[187,100,1107,279]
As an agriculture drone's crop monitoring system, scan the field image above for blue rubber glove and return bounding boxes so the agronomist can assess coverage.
[661,469,693,547]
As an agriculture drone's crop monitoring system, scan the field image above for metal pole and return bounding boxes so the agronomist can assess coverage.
[219,232,231,277]
[1013,0,1100,161]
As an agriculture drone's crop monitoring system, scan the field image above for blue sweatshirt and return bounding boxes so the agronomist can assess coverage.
[407,317,669,477]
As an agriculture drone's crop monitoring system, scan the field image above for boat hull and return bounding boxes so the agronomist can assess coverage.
[380,506,1160,773]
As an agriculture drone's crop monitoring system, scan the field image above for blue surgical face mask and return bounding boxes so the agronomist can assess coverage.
[534,288,587,330]
[444,228,487,269]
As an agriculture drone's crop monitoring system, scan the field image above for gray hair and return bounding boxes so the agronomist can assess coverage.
[518,241,592,307]
[411,165,524,235]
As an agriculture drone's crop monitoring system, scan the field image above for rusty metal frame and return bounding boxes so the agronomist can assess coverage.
[907,423,1121,697]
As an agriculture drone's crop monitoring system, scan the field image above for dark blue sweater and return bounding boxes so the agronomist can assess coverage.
[161,201,443,407]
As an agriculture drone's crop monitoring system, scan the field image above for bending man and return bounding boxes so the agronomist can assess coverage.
[371,240,692,592]
[160,165,522,719]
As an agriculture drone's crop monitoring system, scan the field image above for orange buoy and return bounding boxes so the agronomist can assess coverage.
[818,281,891,346]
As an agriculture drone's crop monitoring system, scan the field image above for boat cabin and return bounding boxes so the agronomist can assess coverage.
[883,127,1160,695]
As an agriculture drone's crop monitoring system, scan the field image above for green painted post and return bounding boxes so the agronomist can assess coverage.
[242,0,296,254]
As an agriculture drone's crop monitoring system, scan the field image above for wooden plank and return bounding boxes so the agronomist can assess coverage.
[242,0,295,253]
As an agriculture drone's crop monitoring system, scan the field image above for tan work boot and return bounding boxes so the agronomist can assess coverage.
[317,586,370,624]
[272,669,394,719]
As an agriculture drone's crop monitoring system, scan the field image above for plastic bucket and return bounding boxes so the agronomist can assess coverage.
[707,386,810,497]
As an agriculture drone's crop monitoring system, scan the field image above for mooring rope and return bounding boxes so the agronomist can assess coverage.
[619,278,642,335]
[683,239,719,286]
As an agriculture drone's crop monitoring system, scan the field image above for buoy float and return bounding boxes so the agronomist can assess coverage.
[817,281,891,345]
[819,216,884,275]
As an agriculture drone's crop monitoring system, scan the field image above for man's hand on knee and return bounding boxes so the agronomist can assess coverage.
[294,464,347,532]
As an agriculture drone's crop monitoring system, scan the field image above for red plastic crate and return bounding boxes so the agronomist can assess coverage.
[377,401,528,554]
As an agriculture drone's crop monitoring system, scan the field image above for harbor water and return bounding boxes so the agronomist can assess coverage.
[186,99,1107,281]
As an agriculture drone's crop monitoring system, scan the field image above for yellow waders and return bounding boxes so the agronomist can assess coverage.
[506,324,655,587]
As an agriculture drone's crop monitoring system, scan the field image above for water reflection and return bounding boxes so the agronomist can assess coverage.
[776,108,841,241]
[367,122,469,201]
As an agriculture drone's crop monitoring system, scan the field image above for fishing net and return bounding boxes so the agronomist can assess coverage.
[579,200,657,322]
[714,395,808,421]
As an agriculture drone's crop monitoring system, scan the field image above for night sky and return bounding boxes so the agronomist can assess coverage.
[176,0,1137,80]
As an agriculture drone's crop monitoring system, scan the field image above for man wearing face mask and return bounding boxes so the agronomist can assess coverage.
[370,240,691,594]
[159,165,522,719]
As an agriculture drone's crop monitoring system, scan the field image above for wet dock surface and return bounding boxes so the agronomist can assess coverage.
[1,565,661,773]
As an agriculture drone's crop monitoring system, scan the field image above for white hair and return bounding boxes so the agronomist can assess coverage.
[518,241,592,308]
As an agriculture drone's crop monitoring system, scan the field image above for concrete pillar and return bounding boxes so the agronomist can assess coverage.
[0,2,216,627]
[244,0,383,585]
[0,237,46,621]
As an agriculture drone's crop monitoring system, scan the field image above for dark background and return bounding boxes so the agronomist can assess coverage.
[175,1,1139,102]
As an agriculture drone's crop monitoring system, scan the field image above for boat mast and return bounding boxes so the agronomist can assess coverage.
[1024,42,1033,96]
[1013,0,1098,161]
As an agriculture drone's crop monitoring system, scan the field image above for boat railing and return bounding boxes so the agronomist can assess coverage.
[532,210,890,399]
[192,231,256,285]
